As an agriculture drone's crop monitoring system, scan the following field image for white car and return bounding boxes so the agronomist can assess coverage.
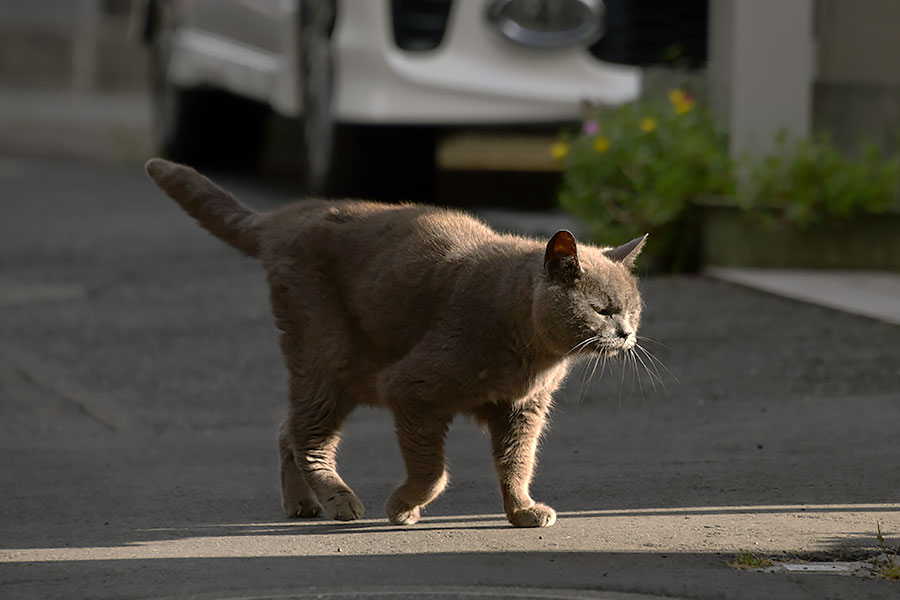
[136,0,706,195]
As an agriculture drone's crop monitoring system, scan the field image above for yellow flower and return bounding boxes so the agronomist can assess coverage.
[668,88,687,106]
[669,88,695,115]
[640,117,658,133]
[593,136,611,154]
[674,99,694,115]
[551,141,569,161]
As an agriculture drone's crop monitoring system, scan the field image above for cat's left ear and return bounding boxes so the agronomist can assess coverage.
[544,230,582,282]
[604,233,649,269]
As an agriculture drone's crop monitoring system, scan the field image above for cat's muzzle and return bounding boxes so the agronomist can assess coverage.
[595,337,635,356]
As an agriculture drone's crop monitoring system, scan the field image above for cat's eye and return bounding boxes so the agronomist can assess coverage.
[594,306,614,317]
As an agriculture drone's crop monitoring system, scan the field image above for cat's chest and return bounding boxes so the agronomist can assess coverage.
[466,359,570,405]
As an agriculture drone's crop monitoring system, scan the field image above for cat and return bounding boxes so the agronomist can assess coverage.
[145,158,647,528]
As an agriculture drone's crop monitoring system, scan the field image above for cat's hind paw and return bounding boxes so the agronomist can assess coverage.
[384,497,421,525]
[323,490,365,521]
[508,503,557,528]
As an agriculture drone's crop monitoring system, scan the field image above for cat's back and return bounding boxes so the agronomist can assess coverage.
[261,198,520,367]
[263,198,500,267]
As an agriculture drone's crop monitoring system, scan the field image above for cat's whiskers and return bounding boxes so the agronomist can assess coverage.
[570,334,634,405]
[579,351,603,404]
[632,343,665,389]
[637,335,670,349]
[563,335,598,405]
[624,348,640,403]
[632,346,660,402]
[631,345,662,394]
[569,337,668,407]
[566,335,600,357]
[575,357,589,404]
[639,350,659,396]
[635,342,679,384]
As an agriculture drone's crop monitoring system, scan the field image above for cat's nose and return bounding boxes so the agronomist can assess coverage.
[616,327,633,339]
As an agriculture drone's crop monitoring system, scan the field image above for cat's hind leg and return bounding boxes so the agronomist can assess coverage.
[284,378,365,521]
[278,425,323,518]
[476,397,556,528]
[384,407,452,525]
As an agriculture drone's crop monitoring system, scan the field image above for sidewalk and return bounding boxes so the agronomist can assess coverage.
[706,267,900,326]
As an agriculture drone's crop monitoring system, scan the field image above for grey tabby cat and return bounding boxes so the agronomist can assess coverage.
[145,158,647,528]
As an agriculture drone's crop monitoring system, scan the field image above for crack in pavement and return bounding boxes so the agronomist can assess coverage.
[0,344,134,433]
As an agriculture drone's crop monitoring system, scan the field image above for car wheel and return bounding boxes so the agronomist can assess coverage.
[298,0,436,200]
[149,1,266,169]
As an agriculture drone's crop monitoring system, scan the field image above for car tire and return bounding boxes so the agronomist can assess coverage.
[149,2,266,169]
[298,0,436,200]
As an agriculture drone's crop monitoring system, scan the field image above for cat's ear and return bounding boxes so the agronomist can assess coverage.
[604,234,648,269]
[544,230,582,282]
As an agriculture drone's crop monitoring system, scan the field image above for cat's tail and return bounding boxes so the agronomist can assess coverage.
[145,158,263,258]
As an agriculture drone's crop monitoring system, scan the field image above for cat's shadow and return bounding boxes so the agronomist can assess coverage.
[121,514,509,548]
[283,513,510,535]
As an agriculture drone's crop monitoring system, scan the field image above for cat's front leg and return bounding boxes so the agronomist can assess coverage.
[384,407,452,525]
[477,397,556,527]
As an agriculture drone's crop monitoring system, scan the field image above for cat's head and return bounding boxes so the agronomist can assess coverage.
[532,230,647,358]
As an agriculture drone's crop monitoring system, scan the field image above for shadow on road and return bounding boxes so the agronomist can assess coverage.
[4,549,899,600]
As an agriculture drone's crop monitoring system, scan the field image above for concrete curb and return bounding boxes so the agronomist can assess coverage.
[706,267,900,326]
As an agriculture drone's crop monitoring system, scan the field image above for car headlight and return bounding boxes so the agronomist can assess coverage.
[486,0,604,49]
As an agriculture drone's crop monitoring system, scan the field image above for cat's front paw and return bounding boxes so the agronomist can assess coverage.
[323,490,365,521]
[284,498,323,519]
[508,503,556,528]
[384,496,421,525]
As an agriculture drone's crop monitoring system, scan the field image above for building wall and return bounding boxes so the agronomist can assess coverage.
[814,0,900,153]
[707,0,815,158]
[0,0,146,92]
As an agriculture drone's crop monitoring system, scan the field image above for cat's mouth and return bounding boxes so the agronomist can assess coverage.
[598,346,624,357]
[594,337,636,356]
[570,334,636,358]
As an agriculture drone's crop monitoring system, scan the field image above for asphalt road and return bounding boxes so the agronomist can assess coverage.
[1,155,899,599]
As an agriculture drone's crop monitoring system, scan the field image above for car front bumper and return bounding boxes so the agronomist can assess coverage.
[332,1,642,125]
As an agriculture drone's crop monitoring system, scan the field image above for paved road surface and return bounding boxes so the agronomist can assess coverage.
[1,155,898,599]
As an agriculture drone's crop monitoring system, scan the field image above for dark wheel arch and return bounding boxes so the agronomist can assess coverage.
[147,0,267,170]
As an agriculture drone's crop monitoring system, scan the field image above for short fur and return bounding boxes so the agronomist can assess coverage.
[145,158,647,528]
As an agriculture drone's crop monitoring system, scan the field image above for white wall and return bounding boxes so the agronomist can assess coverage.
[707,0,815,158]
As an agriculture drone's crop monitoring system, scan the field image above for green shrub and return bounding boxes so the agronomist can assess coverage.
[554,89,900,271]
[740,132,900,227]
[555,89,733,247]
